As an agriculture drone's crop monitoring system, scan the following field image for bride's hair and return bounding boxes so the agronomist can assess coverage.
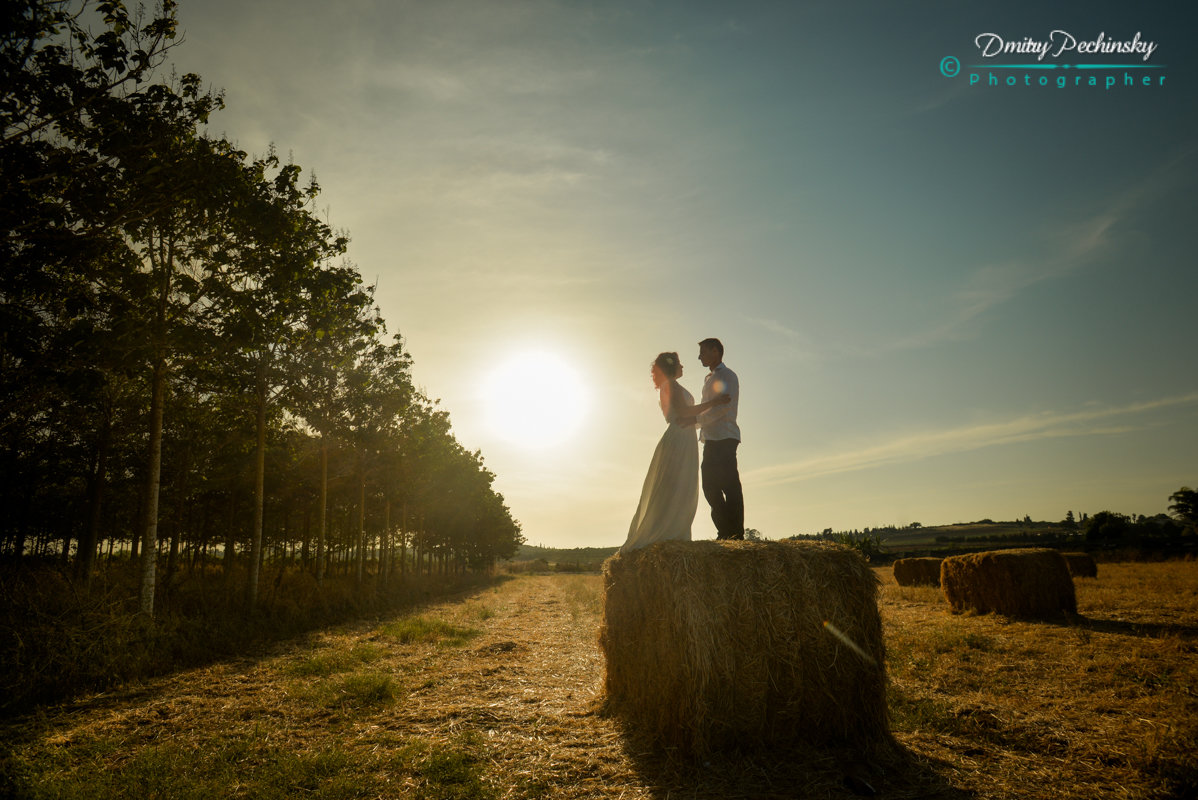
[651,352,681,387]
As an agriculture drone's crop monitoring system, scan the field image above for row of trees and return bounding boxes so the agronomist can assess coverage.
[1,1,522,616]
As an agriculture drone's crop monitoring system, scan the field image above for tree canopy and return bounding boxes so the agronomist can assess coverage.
[1,0,522,615]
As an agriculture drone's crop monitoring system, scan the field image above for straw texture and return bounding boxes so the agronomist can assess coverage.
[599,539,889,757]
[892,557,943,587]
[940,548,1077,617]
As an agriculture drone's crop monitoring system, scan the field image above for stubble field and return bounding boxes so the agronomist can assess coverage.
[3,561,1196,799]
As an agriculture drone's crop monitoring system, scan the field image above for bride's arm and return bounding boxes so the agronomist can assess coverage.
[672,387,730,425]
[681,395,731,415]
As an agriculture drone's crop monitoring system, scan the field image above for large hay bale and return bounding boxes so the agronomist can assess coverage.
[892,557,943,587]
[1062,552,1098,578]
[599,540,888,757]
[940,548,1076,617]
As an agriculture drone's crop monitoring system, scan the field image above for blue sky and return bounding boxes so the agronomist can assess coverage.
[175,1,1198,546]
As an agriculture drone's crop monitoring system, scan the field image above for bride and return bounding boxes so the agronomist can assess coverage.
[621,352,731,554]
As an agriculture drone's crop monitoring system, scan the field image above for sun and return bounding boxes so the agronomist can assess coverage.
[483,350,589,449]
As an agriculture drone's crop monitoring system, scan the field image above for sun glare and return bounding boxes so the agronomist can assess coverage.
[483,350,589,449]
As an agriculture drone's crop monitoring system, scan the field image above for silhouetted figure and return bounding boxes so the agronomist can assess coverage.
[697,338,743,540]
[621,352,730,554]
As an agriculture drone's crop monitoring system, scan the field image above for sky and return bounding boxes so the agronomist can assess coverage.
[172,0,1198,548]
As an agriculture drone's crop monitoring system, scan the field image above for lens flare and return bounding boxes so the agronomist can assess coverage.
[822,620,877,666]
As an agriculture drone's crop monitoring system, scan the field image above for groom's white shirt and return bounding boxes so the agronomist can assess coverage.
[698,362,740,443]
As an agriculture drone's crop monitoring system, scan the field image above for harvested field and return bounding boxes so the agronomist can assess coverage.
[3,562,1197,799]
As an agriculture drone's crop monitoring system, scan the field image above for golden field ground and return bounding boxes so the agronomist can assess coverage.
[2,561,1195,799]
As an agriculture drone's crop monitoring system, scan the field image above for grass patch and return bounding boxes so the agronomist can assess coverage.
[0,560,503,715]
[287,643,384,677]
[406,733,496,800]
[559,575,601,619]
[303,671,401,710]
[929,630,998,654]
[887,686,965,736]
[462,602,495,621]
[382,615,480,646]
[3,734,377,800]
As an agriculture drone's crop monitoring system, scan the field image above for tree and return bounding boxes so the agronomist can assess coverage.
[1085,511,1132,544]
[340,330,413,585]
[1168,487,1197,527]
[207,149,348,608]
[1,0,183,565]
[289,262,378,583]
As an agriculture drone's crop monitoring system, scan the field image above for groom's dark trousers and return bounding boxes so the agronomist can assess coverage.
[702,438,744,539]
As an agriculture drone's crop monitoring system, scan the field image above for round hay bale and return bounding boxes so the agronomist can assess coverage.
[599,539,889,757]
[892,557,943,587]
[940,548,1076,617]
[1061,552,1098,578]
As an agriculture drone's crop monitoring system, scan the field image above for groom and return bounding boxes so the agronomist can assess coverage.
[696,338,743,540]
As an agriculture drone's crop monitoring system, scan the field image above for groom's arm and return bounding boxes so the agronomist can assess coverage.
[697,369,737,426]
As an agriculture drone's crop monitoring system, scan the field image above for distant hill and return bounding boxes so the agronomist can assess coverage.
[513,544,619,565]
[878,521,1078,553]
[514,523,1074,562]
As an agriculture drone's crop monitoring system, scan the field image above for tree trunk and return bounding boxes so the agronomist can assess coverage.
[138,352,166,617]
[301,506,311,571]
[166,442,191,587]
[75,408,111,584]
[355,462,365,587]
[382,498,391,585]
[400,501,407,578]
[138,232,173,618]
[223,489,236,579]
[246,366,267,609]
[317,437,328,584]
[130,478,143,562]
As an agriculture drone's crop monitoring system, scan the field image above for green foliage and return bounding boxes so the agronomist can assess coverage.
[1169,487,1197,526]
[513,545,618,564]
[382,616,480,646]
[823,531,883,561]
[1086,510,1134,543]
[0,0,524,620]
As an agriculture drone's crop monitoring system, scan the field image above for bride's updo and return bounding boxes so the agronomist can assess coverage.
[651,352,681,387]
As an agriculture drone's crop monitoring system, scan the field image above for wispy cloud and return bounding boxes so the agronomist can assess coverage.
[858,147,1191,357]
[744,392,1198,487]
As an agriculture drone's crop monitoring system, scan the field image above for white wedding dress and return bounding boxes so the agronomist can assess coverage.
[620,383,699,554]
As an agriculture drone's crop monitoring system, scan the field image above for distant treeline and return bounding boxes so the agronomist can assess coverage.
[515,545,619,564]
[788,490,1197,561]
[0,1,523,618]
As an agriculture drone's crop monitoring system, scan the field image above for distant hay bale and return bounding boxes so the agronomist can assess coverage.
[1062,552,1098,578]
[599,540,889,757]
[892,557,943,587]
[940,548,1076,617]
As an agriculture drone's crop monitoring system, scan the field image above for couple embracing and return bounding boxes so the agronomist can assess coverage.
[620,338,743,554]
